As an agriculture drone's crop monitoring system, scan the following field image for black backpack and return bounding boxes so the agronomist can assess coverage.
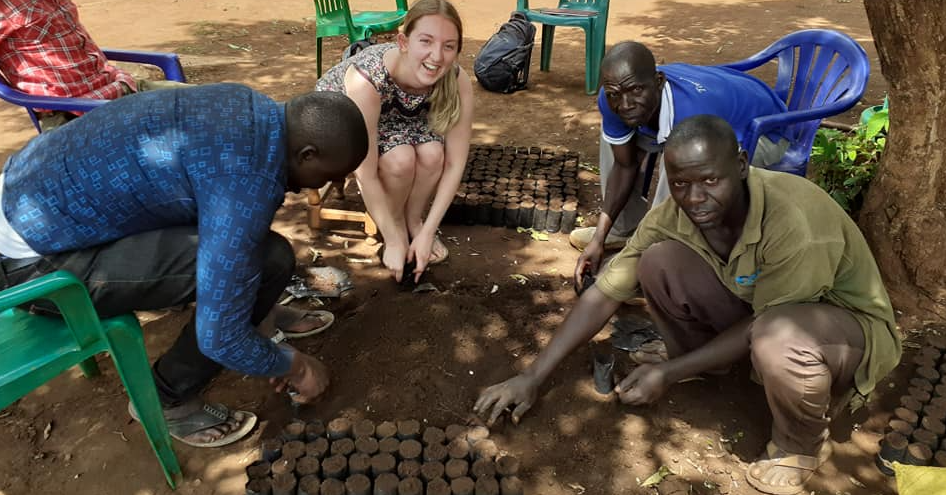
[474,12,536,94]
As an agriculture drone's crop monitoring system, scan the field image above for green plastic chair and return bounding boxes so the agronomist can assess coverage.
[0,271,181,489]
[515,0,611,94]
[311,0,409,77]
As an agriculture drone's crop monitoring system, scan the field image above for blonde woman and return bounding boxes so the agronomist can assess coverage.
[317,0,473,283]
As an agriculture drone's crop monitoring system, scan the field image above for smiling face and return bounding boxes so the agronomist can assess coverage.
[397,13,460,89]
[664,138,749,231]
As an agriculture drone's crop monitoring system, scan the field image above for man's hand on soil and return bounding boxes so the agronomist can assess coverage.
[271,349,330,403]
[473,374,539,426]
[574,240,604,289]
[615,363,669,406]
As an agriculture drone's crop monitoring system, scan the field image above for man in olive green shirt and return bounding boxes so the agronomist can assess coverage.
[474,115,900,495]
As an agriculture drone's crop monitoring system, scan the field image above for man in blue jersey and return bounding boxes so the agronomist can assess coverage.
[572,42,789,285]
[0,83,369,447]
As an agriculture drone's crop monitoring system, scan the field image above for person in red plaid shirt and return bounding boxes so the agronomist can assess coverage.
[0,0,184,129]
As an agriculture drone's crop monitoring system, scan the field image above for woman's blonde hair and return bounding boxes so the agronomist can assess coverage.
[403,0,463,135]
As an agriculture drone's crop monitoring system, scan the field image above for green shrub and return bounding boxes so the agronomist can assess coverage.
[808,108,889,214]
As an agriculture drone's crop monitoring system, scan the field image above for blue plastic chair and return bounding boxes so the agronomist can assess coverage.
[716,29,870,176]
[0,49,186,133]
[515,0,610,95]
[0,271,181,488]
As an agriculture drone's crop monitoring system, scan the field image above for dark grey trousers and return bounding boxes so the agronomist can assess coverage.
[1,226,295,407]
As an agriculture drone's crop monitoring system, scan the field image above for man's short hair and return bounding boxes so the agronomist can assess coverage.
[286,91,369,169]
[665,114,739,158]
[601,41,656,76]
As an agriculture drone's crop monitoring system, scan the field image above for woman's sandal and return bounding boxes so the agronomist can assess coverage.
[427,236,449,265]
[129,400,257,448]
[745,441,832,495]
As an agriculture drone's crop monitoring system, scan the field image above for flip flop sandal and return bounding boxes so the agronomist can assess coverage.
[276,310,335,339]
[746,445,830,495]
[129,401,257,448]
[765,440,832,461]
[627,340,669,365]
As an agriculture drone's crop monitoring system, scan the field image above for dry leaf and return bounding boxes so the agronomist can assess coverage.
[640,465,674,487]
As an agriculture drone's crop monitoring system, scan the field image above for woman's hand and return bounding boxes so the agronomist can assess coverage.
[382,238,410,282]
[407,228,436,283]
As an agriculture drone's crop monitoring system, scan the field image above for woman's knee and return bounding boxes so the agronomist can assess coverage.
[379,146,418,180]
[414,142,445,174]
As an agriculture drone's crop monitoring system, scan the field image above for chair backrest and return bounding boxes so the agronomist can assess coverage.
[0,49,186,133]
[720,29,869,165]
[314,0,358,35]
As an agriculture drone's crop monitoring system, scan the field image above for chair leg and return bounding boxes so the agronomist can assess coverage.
[78,356,101,378]
[364,213,378,245]
[308,188,324,230]
[590,21,607,94]
[103,317,181,489]
[540,24,555,72]
[317,37,323,78]
[584,26,597,95]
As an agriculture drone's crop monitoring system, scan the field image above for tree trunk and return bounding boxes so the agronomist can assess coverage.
[860,0,946,318]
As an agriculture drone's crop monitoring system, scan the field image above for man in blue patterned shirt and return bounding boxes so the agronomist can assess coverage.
[0,83,369,447]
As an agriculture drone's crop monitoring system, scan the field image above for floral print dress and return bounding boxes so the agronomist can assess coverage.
[316,43,443,155]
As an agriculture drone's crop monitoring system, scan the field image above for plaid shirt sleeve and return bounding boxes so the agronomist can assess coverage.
[0,0,137,100]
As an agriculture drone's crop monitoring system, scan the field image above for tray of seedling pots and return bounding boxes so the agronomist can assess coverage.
[445,144,580,235]
[246,418,525,494]
[877,334,946,474]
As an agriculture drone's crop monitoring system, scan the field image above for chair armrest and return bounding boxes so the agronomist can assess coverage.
[743,101,858,158]
[0,84,109,112]
[715,55,773,73]
[102,49,187,83]
[395,0,409,11]
[517,0,529,11]
[0,271,103,345]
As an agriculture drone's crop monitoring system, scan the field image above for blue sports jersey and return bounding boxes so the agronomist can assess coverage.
[2,83,292,377]
[599,63,787,147]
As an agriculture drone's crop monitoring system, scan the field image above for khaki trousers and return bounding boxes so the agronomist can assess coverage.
[637,240,865,455]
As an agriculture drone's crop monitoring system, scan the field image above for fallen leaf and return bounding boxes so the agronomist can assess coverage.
[412,283,438,293]
[43,422,52,440]
[509,274,529,285]
[849,476,866,488]
[640,465,674,487]
[345,257,373,264]
[490,284,499,294]
[566,483,586,494]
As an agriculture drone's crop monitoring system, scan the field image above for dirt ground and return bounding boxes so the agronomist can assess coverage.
[0,1,924,494]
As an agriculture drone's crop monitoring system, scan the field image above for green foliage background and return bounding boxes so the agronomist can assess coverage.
[808,108,889,214]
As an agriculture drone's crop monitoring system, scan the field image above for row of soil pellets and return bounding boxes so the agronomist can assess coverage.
[877,335,946,473]
[246,418,523,495]
[444,144,580,234]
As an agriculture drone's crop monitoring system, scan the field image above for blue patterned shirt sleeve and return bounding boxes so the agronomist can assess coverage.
[193,172,290,376]
[2,83,293,377]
